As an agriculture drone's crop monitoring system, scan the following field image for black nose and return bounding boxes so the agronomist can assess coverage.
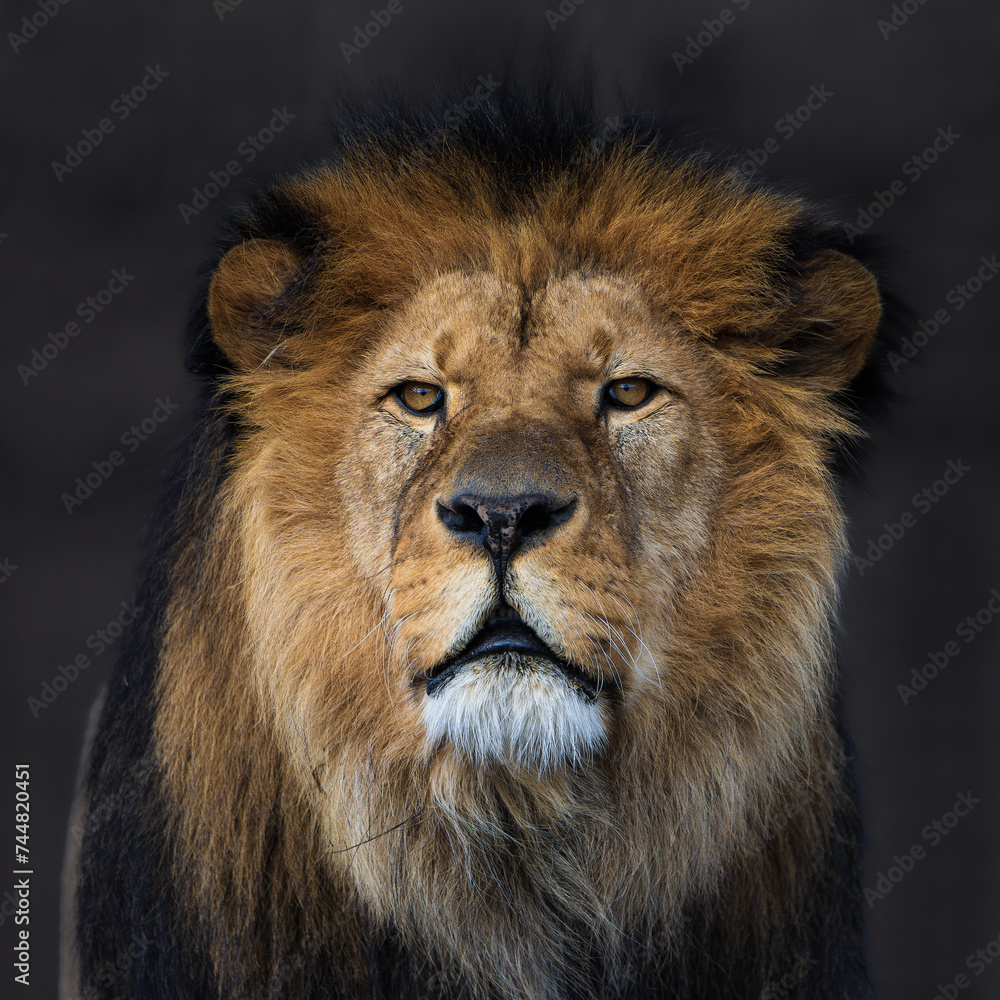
[437,493,577,573]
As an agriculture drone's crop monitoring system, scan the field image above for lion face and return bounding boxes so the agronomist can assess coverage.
[203,162,881,826]
[338,269,720,771]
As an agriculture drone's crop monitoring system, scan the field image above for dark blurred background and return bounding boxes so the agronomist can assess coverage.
[2,1,998,997]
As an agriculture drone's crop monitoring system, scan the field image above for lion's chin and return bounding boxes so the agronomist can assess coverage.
[420,654,608,771]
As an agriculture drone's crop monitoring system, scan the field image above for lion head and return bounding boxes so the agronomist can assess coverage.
[150,96,882,999]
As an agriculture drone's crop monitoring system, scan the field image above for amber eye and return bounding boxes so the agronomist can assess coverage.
[604,377,654,410]
[395,381,445,414]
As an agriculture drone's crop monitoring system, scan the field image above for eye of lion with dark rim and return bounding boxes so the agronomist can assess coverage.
[395,381,445,414]
[603,377,655,410]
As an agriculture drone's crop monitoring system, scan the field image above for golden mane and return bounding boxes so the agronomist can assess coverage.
[70,86,883,1000]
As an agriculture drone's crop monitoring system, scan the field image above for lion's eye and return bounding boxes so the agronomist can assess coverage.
[604,377,654,410]
[395,381,445,414]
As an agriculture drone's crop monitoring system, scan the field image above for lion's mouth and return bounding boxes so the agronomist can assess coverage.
[423,603,601,702]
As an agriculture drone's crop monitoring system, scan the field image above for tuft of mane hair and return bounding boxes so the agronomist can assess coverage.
[63,79,892,1000]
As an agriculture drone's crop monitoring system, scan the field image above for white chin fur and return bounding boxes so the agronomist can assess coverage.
[421,655,607,771]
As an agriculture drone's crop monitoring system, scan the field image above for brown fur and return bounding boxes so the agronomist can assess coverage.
[152,137,880,998]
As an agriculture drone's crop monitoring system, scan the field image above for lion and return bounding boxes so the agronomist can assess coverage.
[63,85,887,999]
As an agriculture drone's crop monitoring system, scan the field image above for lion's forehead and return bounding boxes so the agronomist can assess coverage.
[368,269,671,390]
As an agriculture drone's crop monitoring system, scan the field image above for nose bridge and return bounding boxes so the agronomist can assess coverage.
[450,418,575,504]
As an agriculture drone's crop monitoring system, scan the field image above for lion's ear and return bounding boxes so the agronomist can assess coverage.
[738,250,882,390]
[208,238,305,371]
